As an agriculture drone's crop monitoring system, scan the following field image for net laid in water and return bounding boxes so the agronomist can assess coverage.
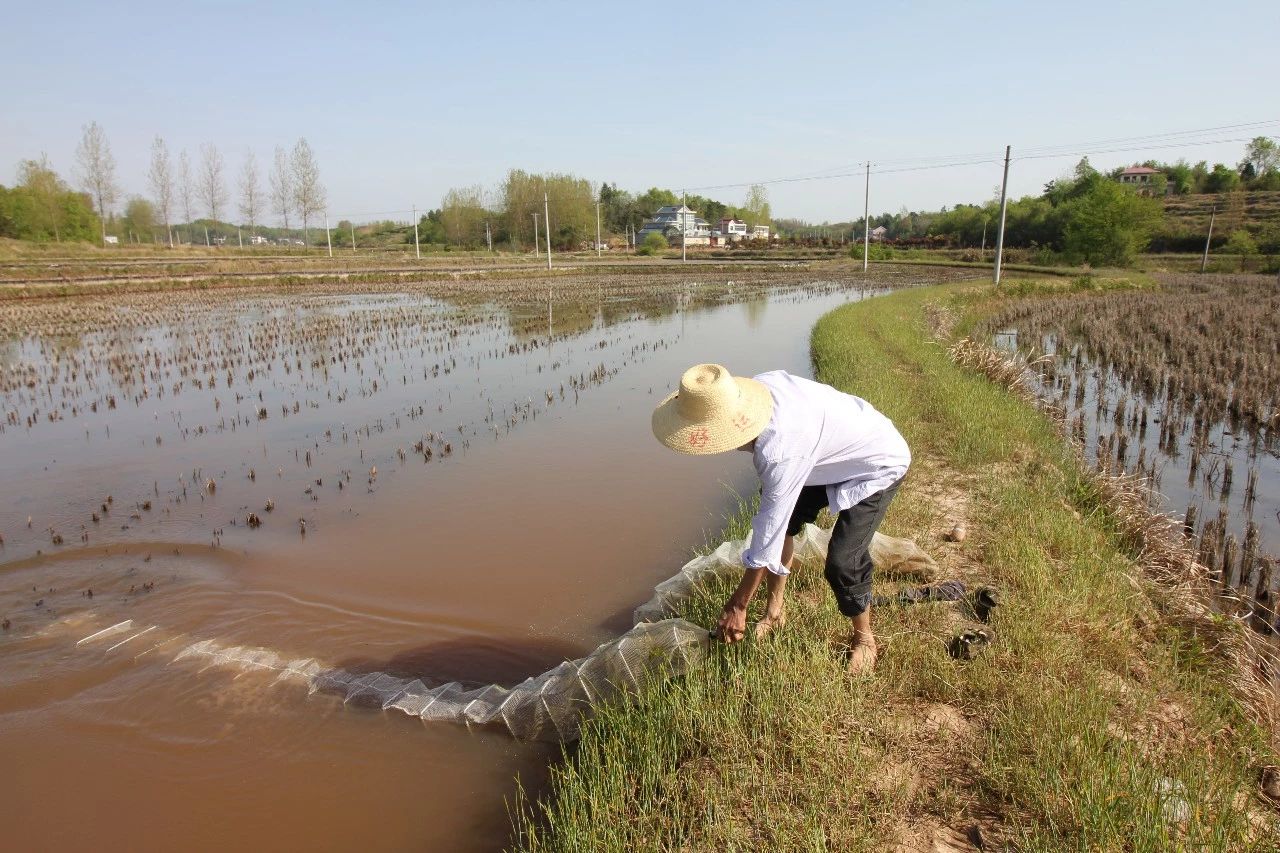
[76,525,935,742]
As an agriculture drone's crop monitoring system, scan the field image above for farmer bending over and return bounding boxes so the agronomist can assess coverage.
[652,364,909,675]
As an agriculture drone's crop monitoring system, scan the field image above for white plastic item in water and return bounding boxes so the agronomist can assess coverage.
[172,617,710,742]
[86,525,936,742]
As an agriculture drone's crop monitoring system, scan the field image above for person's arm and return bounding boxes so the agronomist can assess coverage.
[717,458,808,642]
[742,456,809,574]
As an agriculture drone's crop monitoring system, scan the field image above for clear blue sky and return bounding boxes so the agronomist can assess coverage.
[3,0,1277,224]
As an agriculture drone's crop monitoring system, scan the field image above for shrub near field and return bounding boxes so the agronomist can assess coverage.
[515,280,1280,852]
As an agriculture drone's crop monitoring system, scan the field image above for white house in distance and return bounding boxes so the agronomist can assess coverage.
[637,205,771,246]
[869,225,888,242]
[720,217,748,240]
[636,205,713,245]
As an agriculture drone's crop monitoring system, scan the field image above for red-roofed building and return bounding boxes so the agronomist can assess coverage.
[1117,166,1164,196]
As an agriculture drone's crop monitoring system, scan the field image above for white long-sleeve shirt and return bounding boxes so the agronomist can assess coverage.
[742,371,910,576]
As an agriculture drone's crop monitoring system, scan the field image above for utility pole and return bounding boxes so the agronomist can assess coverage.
[204,226,210,247]
[862,162,870,273]
[543,192,552,270]
[993,145,1012,286]
[485,219,493,252]
[350,221,357,251]
[532,212,540,258]
[596,201,602,258]
[237,227,242,249]
[681,190,687,263]
[1200,205,1216,273]
[980,220,988,260]
[412,205,421,260]
[324,212,333,258]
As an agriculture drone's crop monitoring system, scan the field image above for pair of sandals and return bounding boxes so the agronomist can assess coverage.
[875,580,1000,660]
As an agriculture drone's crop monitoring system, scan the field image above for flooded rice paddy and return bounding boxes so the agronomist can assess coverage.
[0,266,968,851]
[988,273,1279,629]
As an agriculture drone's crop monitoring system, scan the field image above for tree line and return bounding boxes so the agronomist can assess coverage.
[0,121,327,246]
[417,172,773,251]
[783,138,1280,266]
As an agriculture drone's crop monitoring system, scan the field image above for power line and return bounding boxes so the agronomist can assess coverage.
[279,120,1280,226]
[680,119,1278,193]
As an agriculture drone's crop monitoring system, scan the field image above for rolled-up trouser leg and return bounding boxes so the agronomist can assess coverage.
[823,481,901,617]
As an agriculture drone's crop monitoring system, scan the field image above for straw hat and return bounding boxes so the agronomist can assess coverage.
[651,364,774,455]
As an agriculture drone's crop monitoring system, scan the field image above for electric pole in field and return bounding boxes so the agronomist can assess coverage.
[596,201,602,258]
[485,220,493,252]
[324,212,333,258]
[681,190,687,263]
[543,192,552,270]
[350,221,357,251]
[993,145,1012,286]
[532,212,540,258]
[412,205,421,260]
[862,162,870,273]
[1200,205,1216,273]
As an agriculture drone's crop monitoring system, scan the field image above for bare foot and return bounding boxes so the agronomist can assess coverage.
[754,610,787,639]
[846,637,878,676]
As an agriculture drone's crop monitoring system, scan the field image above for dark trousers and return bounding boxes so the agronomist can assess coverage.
[786,480,900,618]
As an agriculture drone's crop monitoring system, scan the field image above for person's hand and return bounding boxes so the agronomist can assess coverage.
[716,603,748,644]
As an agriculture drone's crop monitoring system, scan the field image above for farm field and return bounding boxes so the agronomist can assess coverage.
[0,263,976,851]
[981,274,1279,628]
[516,278,1280,851]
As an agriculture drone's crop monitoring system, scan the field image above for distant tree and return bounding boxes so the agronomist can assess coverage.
[198,144,227,237]
[269,145,293,231]
[500,169,545,248]
[1061,180,1162,266]
[598,181,641,236]
[290,138,325,244]
[1164,160,1194,195]
[178,150,194,243]
[238,151,262,238]
[742,184,771,226]
[1250,169,1280,191]
[121,196,156,241]
[1190,161,1211,193]
[147,137,174,246]
[1241,137,1279,176]
[17,155,66,242]
[1224,228,1258,256]
[637,232,668,255]
[0,179,98,242]
[441,185,487,246]
[634,187,679,218]
[411,208,446,245]
[74,121,119,245]
[1204,163,1242,194]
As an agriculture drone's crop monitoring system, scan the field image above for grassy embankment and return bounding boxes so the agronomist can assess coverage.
[514,277,1279,851]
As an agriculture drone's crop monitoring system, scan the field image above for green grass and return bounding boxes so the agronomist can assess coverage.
[512,281,1278,851]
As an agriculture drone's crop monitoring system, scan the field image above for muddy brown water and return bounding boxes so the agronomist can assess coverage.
[0,272,938,851]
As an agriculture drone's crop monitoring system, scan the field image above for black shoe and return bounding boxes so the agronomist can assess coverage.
[948,627,994,660]
[974,586,1001,623]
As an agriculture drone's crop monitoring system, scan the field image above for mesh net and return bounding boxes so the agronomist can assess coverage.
[78,525,935,742]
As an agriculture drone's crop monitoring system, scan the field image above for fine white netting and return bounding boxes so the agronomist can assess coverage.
[77,525,935,742]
